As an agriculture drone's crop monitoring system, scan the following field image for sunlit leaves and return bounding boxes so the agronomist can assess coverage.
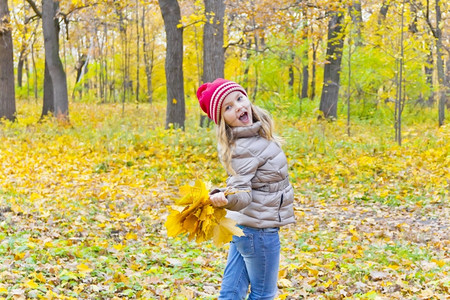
[165,180,243,246]
[0,102,448,298]
[0,103,224,297]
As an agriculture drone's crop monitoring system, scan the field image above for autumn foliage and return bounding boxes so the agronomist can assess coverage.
[0,102,448,299]
[165,180,243,246]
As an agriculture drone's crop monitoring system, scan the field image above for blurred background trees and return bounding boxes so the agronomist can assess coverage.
[5,0,449,129]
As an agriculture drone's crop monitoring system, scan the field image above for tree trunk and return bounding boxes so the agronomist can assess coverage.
[301,32,309,99]
[17,48,26,88]
[17,1,30,88]
[319,11,345,119]
[159,0,185,129]
[142,5,154,104]
[25,57,30,98]
[434,0,445,126]
[0,0,16,121]
[117,8,130,110]
[135,0,140,103]
[31,34,38,102]
[75,54,87,84]
[203,0,225,83]
[42,0,69,119]
[301,64,308,98]
[408,0,419,34]
[425,51,434,106]
[102,22,109,103]
[349,0,363,46]
[378,1,389,23]
[252,34,260,100]
[289,52,294,88]
[243,39,252,91]
[347,31,352,136]
[446,58,450,109]
[395,2,406,146]
[311,40,318,100]
[201,0,225,127]
[42,62,54,117]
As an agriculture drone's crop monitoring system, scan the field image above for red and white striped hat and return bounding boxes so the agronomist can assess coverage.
[196,78,247,124]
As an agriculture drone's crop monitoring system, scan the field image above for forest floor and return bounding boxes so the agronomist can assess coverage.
[1,185,448,299]
[0,102,448,299]
[284,197,449,299]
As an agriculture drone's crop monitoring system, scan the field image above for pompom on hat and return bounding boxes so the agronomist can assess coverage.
[196,78,247,124]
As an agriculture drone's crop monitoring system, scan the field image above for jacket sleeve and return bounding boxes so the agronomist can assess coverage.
[223,146,261,211]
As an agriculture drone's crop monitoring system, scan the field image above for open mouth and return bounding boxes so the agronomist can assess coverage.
[239,111,249,122]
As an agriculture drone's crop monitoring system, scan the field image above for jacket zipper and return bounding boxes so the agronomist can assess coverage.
[278,194,284,222]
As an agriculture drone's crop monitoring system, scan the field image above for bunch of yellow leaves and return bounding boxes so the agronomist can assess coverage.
[165,180,244,246]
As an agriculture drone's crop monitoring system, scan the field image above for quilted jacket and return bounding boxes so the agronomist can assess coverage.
[221,121,295,228]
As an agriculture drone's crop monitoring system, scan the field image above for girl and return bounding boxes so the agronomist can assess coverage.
[196,78,295,299]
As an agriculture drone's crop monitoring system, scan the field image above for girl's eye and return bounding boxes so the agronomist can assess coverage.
[225,105,232,111]
[237,96,242,101]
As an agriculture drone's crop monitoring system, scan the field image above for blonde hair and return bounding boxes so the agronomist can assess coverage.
[216,104,282,175]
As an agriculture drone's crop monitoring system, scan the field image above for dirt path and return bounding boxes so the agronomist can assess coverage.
[296,199,449,247]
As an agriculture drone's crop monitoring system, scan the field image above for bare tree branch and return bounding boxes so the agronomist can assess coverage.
[25,0,41,18]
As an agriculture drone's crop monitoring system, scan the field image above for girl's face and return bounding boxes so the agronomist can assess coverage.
[221,91,253,127]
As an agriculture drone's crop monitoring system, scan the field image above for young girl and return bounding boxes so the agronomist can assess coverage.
[196,78,295,299]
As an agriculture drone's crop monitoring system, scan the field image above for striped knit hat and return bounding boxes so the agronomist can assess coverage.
[196,78,247,124]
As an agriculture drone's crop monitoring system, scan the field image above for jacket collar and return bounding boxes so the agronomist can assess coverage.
[232,121,261,139]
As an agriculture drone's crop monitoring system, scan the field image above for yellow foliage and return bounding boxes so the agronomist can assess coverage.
[125,231,138,240]
[24,279,39,289]
[34,272,46,283]
[165,180,243,246]
[76,264,93,274]
[113,243,125,251]
[0,103,448,298]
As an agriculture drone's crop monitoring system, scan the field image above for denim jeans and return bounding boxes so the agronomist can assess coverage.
[219,225,280,300]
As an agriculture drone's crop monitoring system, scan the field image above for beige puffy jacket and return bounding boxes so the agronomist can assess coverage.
[220,122,295,228]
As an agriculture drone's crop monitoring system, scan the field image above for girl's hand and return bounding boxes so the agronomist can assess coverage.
[209,192,228,207]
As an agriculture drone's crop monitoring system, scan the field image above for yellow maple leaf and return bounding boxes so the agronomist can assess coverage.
[198,205,214,221]
[277,293,289,300]
[200,217,213,233]
[77,264,93,273]
[14,252,25,260]
[278,266,288,278]
[114,272,129,284]
[165,180,244,246]
[125,232,137,240]
[277,278,293,288]
[10,201,23,214]
[29,193,41,202]
[213,208,227,220]
[165,208,184,237]
[183,214,199,234]
[212,218,244,247]
[24,279,39,289]
[113,243,125,251]
[34,272,46,283]
[177,180,209,205]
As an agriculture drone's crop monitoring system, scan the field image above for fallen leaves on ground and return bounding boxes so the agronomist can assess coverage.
[0,102,448,299]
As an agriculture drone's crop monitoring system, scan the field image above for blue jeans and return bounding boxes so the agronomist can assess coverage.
[219,226,280,300]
